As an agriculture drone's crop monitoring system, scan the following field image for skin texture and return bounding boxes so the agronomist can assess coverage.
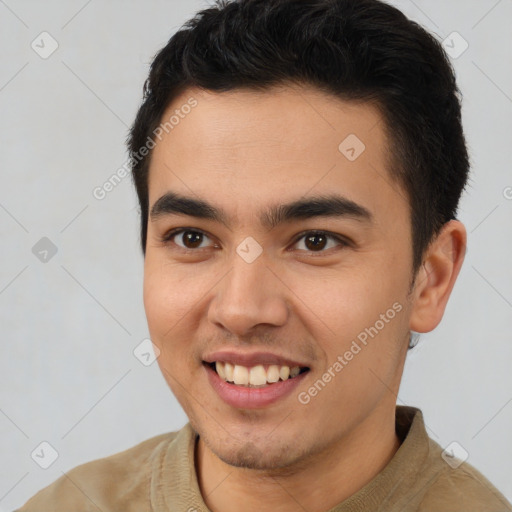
[143,83,467,512]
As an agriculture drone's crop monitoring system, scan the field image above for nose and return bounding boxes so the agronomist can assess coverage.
[207,248,289,337]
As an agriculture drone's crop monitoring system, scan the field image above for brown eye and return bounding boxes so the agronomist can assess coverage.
[304,233,328,251]
[293,231,348,253]
[180,230,204,249]
[162,229,213,250]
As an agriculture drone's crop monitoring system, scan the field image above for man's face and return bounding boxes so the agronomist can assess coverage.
[144,84,415,470]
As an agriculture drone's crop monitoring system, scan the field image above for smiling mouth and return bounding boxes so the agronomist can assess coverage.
[205,361,310,388]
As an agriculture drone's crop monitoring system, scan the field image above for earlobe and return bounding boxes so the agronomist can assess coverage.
[409,220,467,333]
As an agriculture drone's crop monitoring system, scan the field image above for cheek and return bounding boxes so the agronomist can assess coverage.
[297,267,405,374]
[143,258,211,367]
[294,269,390,337]
[143,258,197,330]
[143,269,171,330]
[143,267,195,388]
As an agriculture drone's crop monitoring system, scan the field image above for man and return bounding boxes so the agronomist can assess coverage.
[16,0,512,510]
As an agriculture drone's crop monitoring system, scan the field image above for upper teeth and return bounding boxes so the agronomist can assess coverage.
[215,361,302,387]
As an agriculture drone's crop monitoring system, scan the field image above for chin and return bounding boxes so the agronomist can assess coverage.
[218,444,272,470]
[207,432,306,472]
[189,410,313,471]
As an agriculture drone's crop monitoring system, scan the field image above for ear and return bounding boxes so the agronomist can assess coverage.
[409,220,467,333]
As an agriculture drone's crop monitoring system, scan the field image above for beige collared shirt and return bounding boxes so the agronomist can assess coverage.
[15,406,512,511]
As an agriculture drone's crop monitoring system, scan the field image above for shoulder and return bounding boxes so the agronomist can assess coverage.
[15,430,180,512]
[418,445,512,512]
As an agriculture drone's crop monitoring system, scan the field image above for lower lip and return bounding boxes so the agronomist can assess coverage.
[204,364,309,409]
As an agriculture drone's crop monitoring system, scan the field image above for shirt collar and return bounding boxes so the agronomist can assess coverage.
[152,405,429,511]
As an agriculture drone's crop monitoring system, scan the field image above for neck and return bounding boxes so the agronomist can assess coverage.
[195,405,401,512]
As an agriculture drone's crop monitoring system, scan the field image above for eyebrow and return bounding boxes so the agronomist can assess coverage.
[149,191,373,230]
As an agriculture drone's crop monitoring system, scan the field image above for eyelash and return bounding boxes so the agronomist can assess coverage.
[161,228,350,255]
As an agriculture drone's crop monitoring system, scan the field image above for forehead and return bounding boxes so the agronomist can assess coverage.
[147,84,406,230]
[154,83,386,158]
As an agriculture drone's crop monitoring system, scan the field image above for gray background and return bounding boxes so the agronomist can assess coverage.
[1,0,511,509]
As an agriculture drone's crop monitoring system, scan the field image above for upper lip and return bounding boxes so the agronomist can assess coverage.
[203,350,309,368]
